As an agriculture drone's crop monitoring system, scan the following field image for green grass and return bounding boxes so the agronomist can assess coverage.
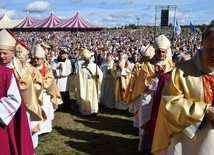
[68,75,76,99]
[35,106,141,155]
[35,75,144,155]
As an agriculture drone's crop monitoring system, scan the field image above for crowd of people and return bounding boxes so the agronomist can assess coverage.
[0,26,213,155]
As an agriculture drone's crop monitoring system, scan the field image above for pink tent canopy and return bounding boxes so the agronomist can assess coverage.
[15,12,39,28]
[55,12,102,29]
[29,12,63,28]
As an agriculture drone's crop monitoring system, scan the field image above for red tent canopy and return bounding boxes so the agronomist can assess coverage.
[15,12,39,28]
[29,12,63,28]
[55,12,102,29]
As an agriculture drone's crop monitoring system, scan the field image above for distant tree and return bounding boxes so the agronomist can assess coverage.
[124,24,139,29]
[168,23,173,27]
[207,19,214,29]
[195,24,208,32]
[201,24,208,32]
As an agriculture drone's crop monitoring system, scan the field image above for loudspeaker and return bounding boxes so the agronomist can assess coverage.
[161,9,169,26]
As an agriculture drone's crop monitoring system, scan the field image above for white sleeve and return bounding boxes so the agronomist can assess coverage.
[182,116,204,138]
[60,60,72,76]
[0,74,22,125]
[50,61,57,71]
[148,77,159,90]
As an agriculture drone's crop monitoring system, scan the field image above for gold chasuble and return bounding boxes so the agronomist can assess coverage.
[40,63,63,109]
[125,56,174,105]
[124,61,143,104]
[26,63,44,106]
[112,59,132,102]
[152,51,213,153]
[13,58,44,129]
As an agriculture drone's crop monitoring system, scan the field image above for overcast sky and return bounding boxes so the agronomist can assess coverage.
[0,0,213,27]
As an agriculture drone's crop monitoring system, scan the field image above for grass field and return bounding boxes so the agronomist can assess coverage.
[35,105,143,155]
[35,75,146,155]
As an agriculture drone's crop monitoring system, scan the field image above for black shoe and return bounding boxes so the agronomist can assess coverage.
[90,113,97,116]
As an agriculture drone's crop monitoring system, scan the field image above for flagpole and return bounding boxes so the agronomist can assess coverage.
[154,6,157,38]
[94,49,99,97]
[173,6,177,39]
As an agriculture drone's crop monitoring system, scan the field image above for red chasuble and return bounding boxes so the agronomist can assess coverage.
[0,65,34,155]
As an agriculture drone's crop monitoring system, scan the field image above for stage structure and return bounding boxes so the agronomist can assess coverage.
[154,5,177,36]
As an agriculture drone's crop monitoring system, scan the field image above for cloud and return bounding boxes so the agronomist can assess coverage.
[24,1,51,13]
[142,5,153,11]
[88,12,97,16]
[109,0,133,7]
[144,18,155,26]
[102,16,125,27]
[0,3,20,19]
[29,14,44,20]
[207,11,214,14]
[0,9,18,19]
[69,0,83,3]
[193,19,210,25]
[102,16,118,22]
[0,2,7,9]
[102,19,124,28]
[174,11,191,20]
[101,10,147,27]
[183,8,195,13]
[99,1,108,6]
[102,10,138,27]
[108,11,135,19]
[99,0,133,8]
[139,12,153,19]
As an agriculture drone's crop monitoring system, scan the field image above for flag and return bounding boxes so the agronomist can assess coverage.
[189,22,195,33]
[174,19,181,35]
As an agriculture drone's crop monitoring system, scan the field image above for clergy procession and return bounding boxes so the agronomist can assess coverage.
[0,26,213,155]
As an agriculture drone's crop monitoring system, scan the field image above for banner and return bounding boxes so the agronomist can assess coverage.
[174,19,181,35]
[189,22,195,33]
